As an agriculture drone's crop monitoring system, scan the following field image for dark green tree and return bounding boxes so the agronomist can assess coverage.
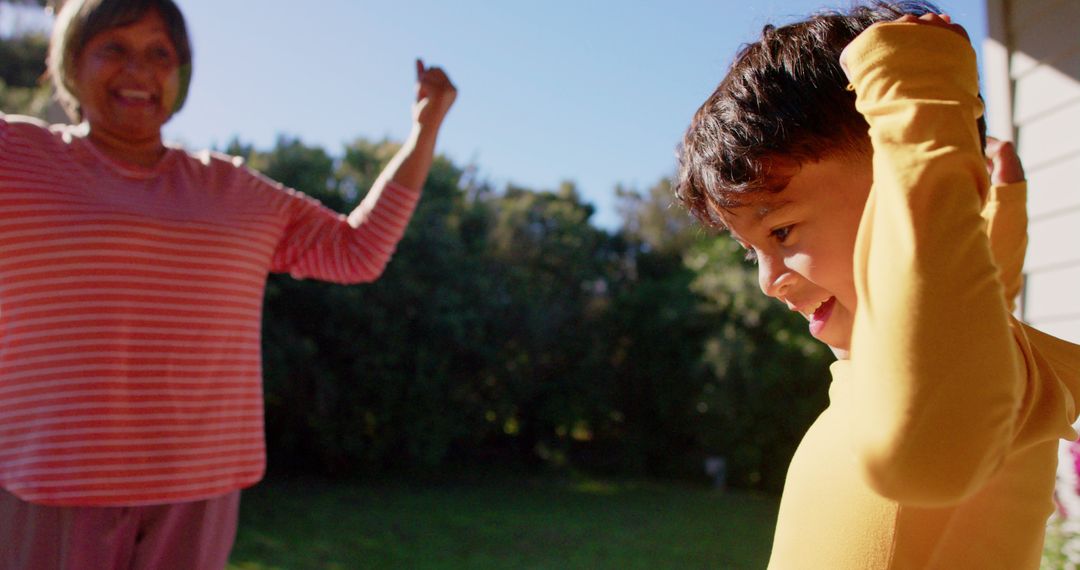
[220,134,830,492]
[684,234,832,490]
[599,177,831,490]
[0,1,50,118]
[473,181,616,466]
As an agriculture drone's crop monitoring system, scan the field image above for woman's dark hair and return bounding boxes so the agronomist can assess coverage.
[674,1,984,227]
[48,0,193,122]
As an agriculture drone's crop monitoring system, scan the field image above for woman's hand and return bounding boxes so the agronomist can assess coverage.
[413,59,457,130]
[359,59,456,194]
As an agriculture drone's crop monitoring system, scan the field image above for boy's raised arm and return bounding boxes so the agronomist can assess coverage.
[982,138,1028,312]
[839,17,1024,506]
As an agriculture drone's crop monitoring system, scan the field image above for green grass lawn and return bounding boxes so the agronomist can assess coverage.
[227,474,779,570]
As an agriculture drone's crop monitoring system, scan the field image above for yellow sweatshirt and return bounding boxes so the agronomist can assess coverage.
[768,24,1080,569]
[983,181,1027,312]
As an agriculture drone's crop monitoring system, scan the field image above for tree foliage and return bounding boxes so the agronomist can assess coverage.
[0,24,832,492]
[222,134,831,492]
[0,20,50,118]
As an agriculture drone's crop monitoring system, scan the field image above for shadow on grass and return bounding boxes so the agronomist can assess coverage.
[227,473,778,570]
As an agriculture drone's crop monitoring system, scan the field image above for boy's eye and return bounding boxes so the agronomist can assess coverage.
[770,225,793,243]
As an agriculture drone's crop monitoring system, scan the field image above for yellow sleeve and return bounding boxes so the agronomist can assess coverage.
[843,23,1024,506]
[982,181,1028,312]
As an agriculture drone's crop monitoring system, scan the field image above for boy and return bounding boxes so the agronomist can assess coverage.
[675,3,1080,568]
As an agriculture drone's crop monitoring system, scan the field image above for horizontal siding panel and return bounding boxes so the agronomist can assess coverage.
[1005,0,1080,350]
[1012,51,1042,81]
[1010,0,1080,78]
[1011,0,1069,33]
[983,36,1013,140]
[1028,153,1080,219]
[1013,50,1080,125]
[1036,319,1080,345]
[1027,318,1080,346]
[1025,209,1080,272]
[1024,266,1080,321]
[1016,100,1080,170]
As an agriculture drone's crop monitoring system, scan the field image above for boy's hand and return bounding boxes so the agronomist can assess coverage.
[985,136,1025,185]
[840,13,970,79]
[892,13,969,41]
[413,59,457,130]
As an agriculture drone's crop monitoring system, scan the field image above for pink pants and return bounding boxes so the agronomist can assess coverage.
[0,488,240,570]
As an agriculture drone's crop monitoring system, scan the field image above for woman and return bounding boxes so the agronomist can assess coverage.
[0,0,456,567]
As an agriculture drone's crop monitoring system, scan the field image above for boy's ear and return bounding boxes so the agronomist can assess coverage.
[838,39,857,82]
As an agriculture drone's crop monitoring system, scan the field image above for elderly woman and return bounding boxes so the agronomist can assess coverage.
[0,0,456,567]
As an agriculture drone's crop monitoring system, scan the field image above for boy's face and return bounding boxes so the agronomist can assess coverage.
[718,156,872,357]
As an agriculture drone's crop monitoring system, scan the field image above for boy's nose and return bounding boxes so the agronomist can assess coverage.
[758,254,795,299]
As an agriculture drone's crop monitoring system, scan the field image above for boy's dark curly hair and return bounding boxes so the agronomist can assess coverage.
[675,1,984,227]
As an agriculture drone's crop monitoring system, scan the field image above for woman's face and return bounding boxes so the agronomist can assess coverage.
[73,9,181,145]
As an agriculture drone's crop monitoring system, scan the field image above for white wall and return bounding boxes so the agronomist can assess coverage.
[985,0,1080,343]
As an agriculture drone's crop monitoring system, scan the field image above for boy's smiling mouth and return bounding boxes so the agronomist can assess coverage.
[794,297,833,320]
[801,297,836,338]
[797,299,824,319]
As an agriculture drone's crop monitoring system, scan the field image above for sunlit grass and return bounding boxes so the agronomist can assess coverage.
[226,474,778,570]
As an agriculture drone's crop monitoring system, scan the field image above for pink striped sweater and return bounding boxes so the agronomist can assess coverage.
[0,114,421,506]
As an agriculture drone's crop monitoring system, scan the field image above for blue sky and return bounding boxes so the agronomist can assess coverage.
[7,0,989,229]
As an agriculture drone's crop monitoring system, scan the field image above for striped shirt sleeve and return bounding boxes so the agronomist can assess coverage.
[268,179,422,284]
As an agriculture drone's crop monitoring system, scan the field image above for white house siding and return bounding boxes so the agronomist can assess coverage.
[985,0,1080,344]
